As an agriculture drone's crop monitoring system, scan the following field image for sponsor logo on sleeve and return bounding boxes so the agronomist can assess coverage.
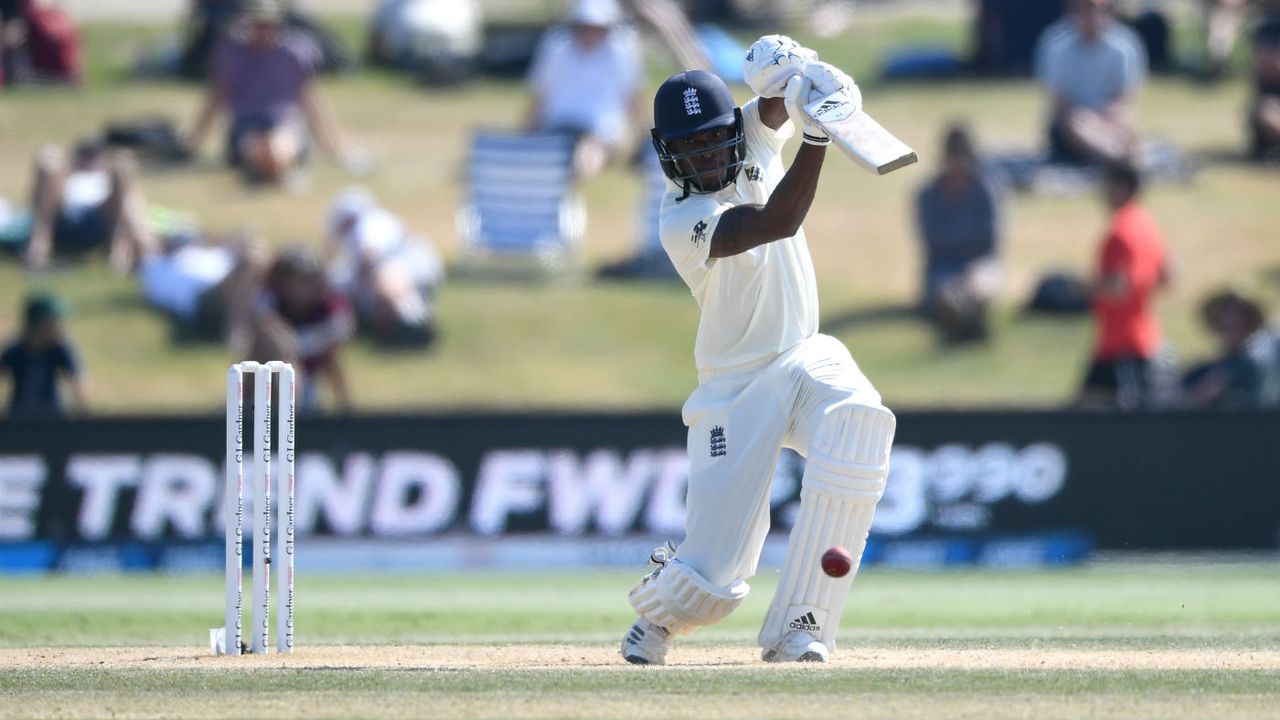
[691,220,708,246]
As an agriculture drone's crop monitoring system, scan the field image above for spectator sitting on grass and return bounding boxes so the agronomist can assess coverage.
[252,247,355,412]
[325,188,443,348]
[1035,0,1147,165]
[182,0,366,186]
[367,0,483,82]
[1249,0,1280,160]
[1078,162,1170,410]
[0,293,87,419]
[135,229,270,355]
[24,141,157,273]
[1179,289,1266,409]
[914,123,1003,344]
[524,0,645,178]
[178,0,352,80]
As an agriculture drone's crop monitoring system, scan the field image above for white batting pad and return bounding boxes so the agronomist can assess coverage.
[629,558,749,636]
[758,404,895,652]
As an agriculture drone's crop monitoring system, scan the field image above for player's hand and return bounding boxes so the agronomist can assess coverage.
[802,61,862,113]
[744,34,818,99]
[784,76,829,145]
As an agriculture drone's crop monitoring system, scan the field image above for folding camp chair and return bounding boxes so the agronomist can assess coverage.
[456,130,585,274]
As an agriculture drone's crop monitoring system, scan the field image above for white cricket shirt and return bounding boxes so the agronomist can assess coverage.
[659,98,819,373]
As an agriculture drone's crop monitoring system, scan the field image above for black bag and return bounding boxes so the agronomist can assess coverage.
[1026,271,1090,314]
[103,116,191,163]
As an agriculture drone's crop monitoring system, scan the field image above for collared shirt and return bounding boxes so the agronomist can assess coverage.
[1035,18,1146,110]
[658,98,818,373]
[1093,202,1165,360]
[212,26,321,124]
[528,26,642,144]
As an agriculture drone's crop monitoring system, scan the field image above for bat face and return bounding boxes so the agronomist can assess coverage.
[801,89,918,175]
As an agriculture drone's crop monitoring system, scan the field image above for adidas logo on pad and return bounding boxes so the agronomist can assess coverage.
[788,612,820,632]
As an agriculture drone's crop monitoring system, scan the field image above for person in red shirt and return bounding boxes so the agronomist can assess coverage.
[1079,161,1169,409]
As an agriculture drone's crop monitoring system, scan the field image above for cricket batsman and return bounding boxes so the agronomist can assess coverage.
[620,36,897,664]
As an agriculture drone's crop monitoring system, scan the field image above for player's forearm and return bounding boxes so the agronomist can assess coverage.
[708,144,825,259]
[763,142,826,237]
[758,96,789,130]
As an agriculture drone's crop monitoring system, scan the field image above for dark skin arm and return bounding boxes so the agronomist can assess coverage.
[708,97,826,259]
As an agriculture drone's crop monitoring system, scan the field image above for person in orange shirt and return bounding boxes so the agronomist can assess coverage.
[1079,161,1169,410]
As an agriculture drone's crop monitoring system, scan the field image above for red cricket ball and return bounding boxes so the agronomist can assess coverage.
[821,546,853,578]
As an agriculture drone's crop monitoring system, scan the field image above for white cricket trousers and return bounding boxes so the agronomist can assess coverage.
[675,334,885,588]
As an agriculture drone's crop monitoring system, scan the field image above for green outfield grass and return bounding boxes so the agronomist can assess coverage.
[1,563,1279,719]
[0,11,1277,412]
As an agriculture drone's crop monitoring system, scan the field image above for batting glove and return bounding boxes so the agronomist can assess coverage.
[802,61,862,113]
[784,76,829,145]
[743,34,819,99]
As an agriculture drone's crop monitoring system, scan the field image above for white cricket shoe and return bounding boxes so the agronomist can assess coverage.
[621,619,672,665]
[761,631,828,663]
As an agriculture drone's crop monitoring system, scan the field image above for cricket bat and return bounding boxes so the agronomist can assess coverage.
[803,89,918,175]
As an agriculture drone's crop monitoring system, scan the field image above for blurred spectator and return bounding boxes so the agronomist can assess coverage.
[914,124,1004,344]
[24,142,156,273]
[367,0,483,84]
[0,293,86,419]
[0,0,82,87]
[183,0,366,186]
[178,0,242,79]
[1179,289,1266,408]
[525,0,645,178]
[1125,5,1171,73]
[252,247,354,412]
[1035,0,1146,165]
[973,0,1067,75]
[1078,162,1169,410]
[136,230,269,355]
[325,188,443,348]
[1202,0,1249,79]
[1249,0,1280,160]
[178,0,352,80]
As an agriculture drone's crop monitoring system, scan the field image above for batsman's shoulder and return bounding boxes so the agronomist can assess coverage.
[659,194,725,250]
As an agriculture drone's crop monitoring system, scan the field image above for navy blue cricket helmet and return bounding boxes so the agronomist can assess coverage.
[651,70,745,195]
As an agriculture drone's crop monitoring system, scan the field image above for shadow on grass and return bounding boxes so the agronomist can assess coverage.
[821,302,921,334]
[1193,147,1280,171]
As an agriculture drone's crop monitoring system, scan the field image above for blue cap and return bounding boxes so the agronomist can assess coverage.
[652,70,737,143]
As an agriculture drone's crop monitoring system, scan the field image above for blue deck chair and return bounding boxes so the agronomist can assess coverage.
[456,130,585,274]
